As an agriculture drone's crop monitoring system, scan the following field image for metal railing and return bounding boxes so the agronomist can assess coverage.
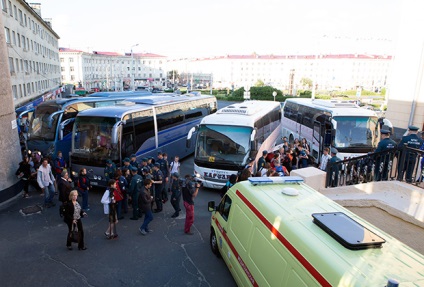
[326,146,424,188]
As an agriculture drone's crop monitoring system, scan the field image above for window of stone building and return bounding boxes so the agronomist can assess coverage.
[18,9,23,24]
[8,1,11,15]
[12,85,17,99]
[9,57,15,73]
[69,58,74,62]
[1,0,6,11]
[4,27,11,43]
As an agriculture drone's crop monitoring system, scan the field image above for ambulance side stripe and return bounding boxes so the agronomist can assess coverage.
[236,190,332,287]
[214,218,259,287]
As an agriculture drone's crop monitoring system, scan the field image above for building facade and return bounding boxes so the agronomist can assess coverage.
[385,0,424,134]
[1,1,61,108]
[59,49,167,91]
[167,54,392,92]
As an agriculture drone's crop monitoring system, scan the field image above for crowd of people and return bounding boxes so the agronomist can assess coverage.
[16,148,201,250]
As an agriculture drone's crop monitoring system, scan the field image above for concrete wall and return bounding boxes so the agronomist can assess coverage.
[0,14,25,204]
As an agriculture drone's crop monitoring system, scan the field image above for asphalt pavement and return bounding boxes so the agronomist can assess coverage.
[0,155,236,287]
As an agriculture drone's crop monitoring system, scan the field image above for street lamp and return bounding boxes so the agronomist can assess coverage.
[272,91,277,101]
[243,86,250,100]
[131,44,139,91]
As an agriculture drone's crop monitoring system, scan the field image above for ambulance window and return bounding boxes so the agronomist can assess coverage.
[219,195,232,221]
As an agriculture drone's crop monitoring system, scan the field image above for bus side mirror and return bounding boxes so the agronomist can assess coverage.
[250,129,257,152]
[59,118,75,140]
[208,201,216,212]
[111,120,125,145]
[186,126,197,148]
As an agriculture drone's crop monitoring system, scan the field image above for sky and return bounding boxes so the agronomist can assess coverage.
[40,0,401,58]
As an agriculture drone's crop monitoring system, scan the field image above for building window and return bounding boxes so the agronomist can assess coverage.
[8,1,12,16]
[12,30,16,45]
[18,9,23,24]
[71,75,75,81]
[4,27,10,43]
[69,58,74,62]
[70,66,74,72]
[13,5,17,20]
[60,58,64,62]
[9,57,15,73]
[12,85,17,99]
[1,0,6,11]
[61,67,65,72]
[15,58,19,72]
[27,83,31,94]
[21,35,25,49]
[17,33,20,47]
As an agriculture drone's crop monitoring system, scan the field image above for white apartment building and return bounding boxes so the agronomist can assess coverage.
[59,48,167,91]
[167,54,392,92]
[1,1,61,108]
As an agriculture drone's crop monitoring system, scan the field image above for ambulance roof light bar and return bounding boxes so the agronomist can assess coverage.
[248,176,304,185]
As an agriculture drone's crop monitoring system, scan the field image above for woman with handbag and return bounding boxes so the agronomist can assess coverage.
[64,190,87,250]
[101,179,119,239]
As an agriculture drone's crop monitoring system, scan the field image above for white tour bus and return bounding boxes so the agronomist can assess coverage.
[187,100,282,189]
[281,98,381,163]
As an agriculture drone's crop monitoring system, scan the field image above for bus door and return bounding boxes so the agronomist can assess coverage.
[312,121,322,163]
[296,113,302,138]
[324,121,332,147]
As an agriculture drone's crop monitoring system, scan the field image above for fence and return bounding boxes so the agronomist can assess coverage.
[326,146,424,188]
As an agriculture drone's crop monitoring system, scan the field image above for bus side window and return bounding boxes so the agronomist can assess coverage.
[218,195,232,221]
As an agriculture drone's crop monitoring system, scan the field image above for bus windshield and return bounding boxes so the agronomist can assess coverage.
[28,105,59,141]
[333,116,379,148]
[73,117,119,161]
[195,125,252,165]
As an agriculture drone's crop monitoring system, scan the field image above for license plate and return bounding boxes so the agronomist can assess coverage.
[91,181,98,186]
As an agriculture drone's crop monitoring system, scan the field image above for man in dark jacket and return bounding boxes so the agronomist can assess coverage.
[128,166,143,220]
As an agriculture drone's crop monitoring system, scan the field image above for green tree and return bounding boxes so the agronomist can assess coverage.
[167,70,179,81]
[300,77,313,88]
[254,79,265,87]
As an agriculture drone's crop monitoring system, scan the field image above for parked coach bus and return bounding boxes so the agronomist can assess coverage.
[23,91,156,162]
[208,176,424,286]
[70,94,217,187]
[187,101,281,189]
[281,98,381,163]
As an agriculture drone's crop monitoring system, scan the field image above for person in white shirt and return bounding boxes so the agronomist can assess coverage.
[37,158,56,208]
[169,156,180,174]
[319,147,331,171]
[169,156,181,192]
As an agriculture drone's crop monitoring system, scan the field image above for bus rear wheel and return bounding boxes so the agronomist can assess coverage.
[210,229,221,258]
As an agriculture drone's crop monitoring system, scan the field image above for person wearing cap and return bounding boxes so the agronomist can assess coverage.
[128,165,143,220]
[104,159,116,182]
[398,125,423,182]
[138,158,149,174]
[170,172,182,218]
[182,174,200,235]
[147,156,155,169]
[139,179,154,235]
[329,148,341,187]
[156,151,170,204]
[122,157,131,169]
[257,150,267,172]
[374,129,397,181]
[152,163,164,213]
[129,154,138,168]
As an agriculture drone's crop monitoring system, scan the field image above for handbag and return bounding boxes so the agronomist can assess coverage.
[69,223,79,243]
[113,188,124,202]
